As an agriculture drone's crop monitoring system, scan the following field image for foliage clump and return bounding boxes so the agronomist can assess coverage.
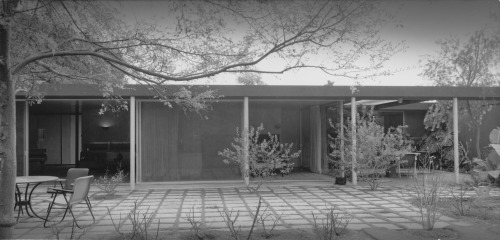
[219,124,301,179]
[330,106,412,190]
[418,102,472,172]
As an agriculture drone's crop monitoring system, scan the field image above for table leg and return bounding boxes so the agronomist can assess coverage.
[27,182,44,219]
[15,185,23,222]
[15,182,47,221]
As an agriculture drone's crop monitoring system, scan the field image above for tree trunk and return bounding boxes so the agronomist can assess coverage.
[0,20,17,239]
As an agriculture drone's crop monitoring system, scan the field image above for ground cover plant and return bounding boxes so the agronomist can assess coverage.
[435,195,500,236]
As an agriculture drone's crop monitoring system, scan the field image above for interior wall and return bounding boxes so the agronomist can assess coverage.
[281,106,301,167]
[249,102,282,135]
[404,110,427,138]
[301,107,311,170]
[33,115,61,165]
[249,101,302,168]
[81,102,130,145]
[61,115,76,164]
[380,112,404,132]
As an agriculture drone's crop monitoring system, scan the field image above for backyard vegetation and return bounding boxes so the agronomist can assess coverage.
[2,0,500,239]
[1,0,400,237]
[329,106,413,190]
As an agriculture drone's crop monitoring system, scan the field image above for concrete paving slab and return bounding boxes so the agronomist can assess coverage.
[363,227,422,240]
[11,178,500,239]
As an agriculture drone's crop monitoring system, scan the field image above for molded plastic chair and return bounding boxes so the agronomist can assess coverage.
[47,168,89,195]
[44,176,95,228]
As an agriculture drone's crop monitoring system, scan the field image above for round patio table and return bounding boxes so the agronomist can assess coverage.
[15,176,58,222]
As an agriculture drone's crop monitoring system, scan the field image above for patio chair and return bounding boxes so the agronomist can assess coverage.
[43,176,95,228]
[48,168,89,194]
[398,154,417,177]
[47,168,90,204]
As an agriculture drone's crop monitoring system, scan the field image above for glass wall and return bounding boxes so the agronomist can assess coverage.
[139,100,242,181]
[27,100,130,178]
[249,101,303,168]
[138,99,340,182]
[80,101,130,177]
[29,101,78,176]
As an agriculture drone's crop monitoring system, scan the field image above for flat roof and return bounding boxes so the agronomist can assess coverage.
[16,84,500,101]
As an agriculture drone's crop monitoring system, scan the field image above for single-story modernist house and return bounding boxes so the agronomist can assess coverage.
[15,85,500,187]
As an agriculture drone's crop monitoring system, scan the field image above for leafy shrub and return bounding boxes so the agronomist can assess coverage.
[330,106,412,189]
[471,129,500,185]
[219,124,301,179]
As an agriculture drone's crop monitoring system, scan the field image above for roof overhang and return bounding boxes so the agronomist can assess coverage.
[15,84,500,101]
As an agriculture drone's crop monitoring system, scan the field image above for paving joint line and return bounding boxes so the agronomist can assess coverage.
[172,189,188,231]
[151,189,171,226]
[317,185,393,228]
[352,187,433,229]
[258,186,288,227]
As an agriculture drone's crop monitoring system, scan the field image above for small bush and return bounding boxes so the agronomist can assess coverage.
[218,208,241,240]
[312,205,351,240]
[219,124,301,181]
[93,167,128,197]
[50,222,86,240]
[185,206,212,240]
[329,106,412,190]
[446,183,475,216]
[411,172,444,230]
[108,201,159,240]
[257,203,283,238]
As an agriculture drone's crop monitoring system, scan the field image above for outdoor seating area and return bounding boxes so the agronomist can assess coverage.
[11,174,500,239]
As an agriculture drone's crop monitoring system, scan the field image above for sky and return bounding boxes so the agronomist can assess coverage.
[120,0,500,86]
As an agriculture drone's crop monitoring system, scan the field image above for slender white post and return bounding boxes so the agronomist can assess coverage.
[313,106,322,173]
[351,97,357,185]
[340,101,345,177]
[243,97,250,186]
[130,96,136,190]
[453,97,459,184]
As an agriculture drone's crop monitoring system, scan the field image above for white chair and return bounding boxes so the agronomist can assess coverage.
[47,168,89,196]
[44,176,95,228]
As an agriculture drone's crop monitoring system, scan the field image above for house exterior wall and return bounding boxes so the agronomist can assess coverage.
[15,85,500,183]
[138,100,314,182]
[139,101,243,181]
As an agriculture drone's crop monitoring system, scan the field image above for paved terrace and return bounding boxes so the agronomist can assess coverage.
[12,176,500,239]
